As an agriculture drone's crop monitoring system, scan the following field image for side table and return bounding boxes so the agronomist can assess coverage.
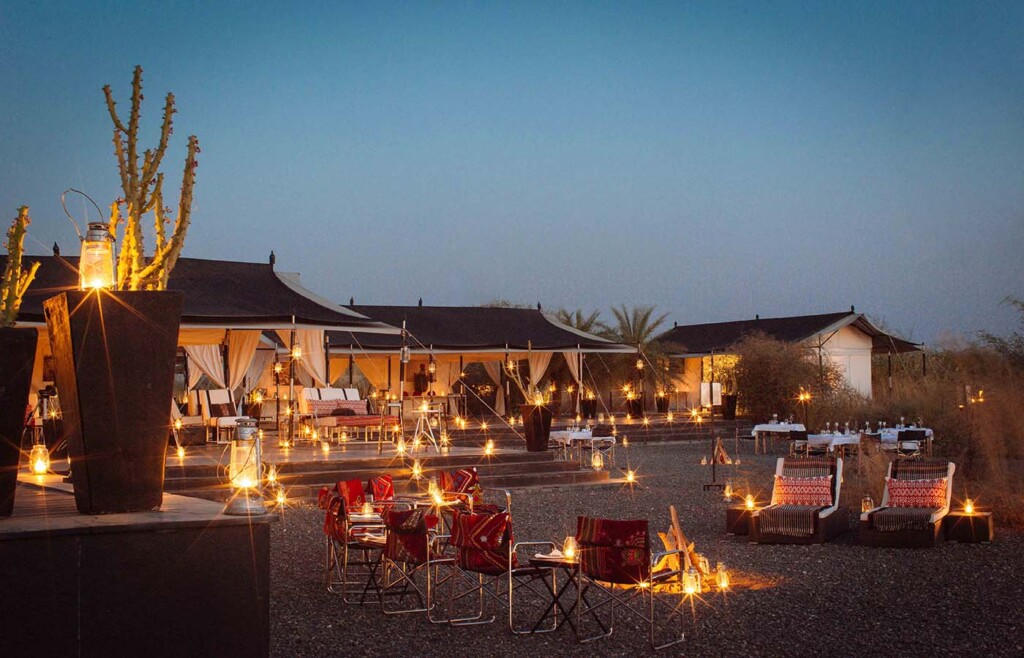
[726,506,753,536]
[943,512,994,543]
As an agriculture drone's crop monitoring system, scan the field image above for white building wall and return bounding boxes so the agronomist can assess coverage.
[816,325,873,398]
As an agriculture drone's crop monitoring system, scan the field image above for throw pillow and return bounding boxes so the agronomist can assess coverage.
[886,477,947,508]
[774,474,833,506]
[210,402,234,418]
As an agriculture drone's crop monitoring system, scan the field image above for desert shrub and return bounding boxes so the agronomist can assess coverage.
[732,333,842,423]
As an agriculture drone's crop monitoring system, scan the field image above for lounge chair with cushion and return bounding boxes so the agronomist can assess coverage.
[751,456,849,544]
[197,389,250,443]
[859,459,955,548]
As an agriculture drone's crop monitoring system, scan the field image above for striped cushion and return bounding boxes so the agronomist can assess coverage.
[886,477,947,508]
[774,474,833,506]
[758,505,822,537]
[871,507,938,531]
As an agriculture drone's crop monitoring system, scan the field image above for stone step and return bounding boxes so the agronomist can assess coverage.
[164,455,581,491]
[182,467,612,503]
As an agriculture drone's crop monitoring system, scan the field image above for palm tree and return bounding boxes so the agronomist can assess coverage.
[607,305,672,409]
[609,305,669,346]
[553,308,608,335]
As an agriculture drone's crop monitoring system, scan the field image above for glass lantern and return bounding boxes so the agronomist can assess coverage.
[716,562,730,589]
[225,419,266,515]
[562,536,578,561]
[79,222,115,290]
[28,443,50,475]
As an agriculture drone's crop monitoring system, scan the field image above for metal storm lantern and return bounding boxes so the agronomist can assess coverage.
[225,419,266,515]
[79,222,116,290]
[861,496,874,514]
[28,442,50,475]
[591,451,604,470]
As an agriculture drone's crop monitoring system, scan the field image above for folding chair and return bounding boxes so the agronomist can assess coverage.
[574,516,686,650]
[896,429,926,458]
[319,491,386,604]
[437,491,558,632]
[379,508,451,619]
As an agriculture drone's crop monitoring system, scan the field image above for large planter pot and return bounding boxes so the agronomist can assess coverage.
[44,291,183,514]
[580,398,597,419]
[722,394,738,421]
[625,397,644,417]
[520,404,553,452]
[655,396,670,414]
[0,327,38,517]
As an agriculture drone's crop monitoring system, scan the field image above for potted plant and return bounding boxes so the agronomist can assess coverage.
[0,207,39,517]
[44,66,197,514]
[520,393,553,452]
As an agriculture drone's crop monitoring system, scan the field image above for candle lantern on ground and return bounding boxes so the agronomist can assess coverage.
[28,442,50,475]
[225,418,266,515]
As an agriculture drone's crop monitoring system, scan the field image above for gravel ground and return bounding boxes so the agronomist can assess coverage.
[270,442,1024,657]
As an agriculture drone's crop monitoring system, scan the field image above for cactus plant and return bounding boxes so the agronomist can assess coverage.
[0,206,40,327]
[103,65,199,291]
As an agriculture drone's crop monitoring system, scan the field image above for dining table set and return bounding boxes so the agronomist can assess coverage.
[549,425,617,467]
[752,419,935,457]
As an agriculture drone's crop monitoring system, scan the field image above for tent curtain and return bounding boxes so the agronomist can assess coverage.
[277,329,327,388]
[431,360,459,395]
[564,351,582,413]
[482,361,506,416]
[244,349,275,394]
[184,345,226,389]
[226,330,262,391]
[527,351,553,393]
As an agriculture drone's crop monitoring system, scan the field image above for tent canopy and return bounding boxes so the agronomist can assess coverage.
[327,305,631,354]
[3,254,397,333]
[654,310,921,357]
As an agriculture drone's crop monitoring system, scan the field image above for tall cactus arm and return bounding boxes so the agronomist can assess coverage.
[134,135,198,290]
[140,92,175,191]
[125,65,143,205]
[0,206,38,327]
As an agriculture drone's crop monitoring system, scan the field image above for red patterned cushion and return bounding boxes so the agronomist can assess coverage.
[451,511,515,575]
[368,474,394,502]
[576,516,650,585]
[308,399,338,416]
[384,508,437,564]
[323,495,348,542]
[774,474,833,506]
[335,479,366,509]
[334,399,368,414]
[887,477,947,508]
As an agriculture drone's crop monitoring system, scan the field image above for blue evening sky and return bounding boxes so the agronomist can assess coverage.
[1,1,1021,342]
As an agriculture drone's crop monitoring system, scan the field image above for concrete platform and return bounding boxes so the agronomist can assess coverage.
[0,479,274,657]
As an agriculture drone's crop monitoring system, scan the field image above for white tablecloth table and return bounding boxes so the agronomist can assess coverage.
[806,433,862,453]
[751,423,806,454]
[550,428,615,465]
